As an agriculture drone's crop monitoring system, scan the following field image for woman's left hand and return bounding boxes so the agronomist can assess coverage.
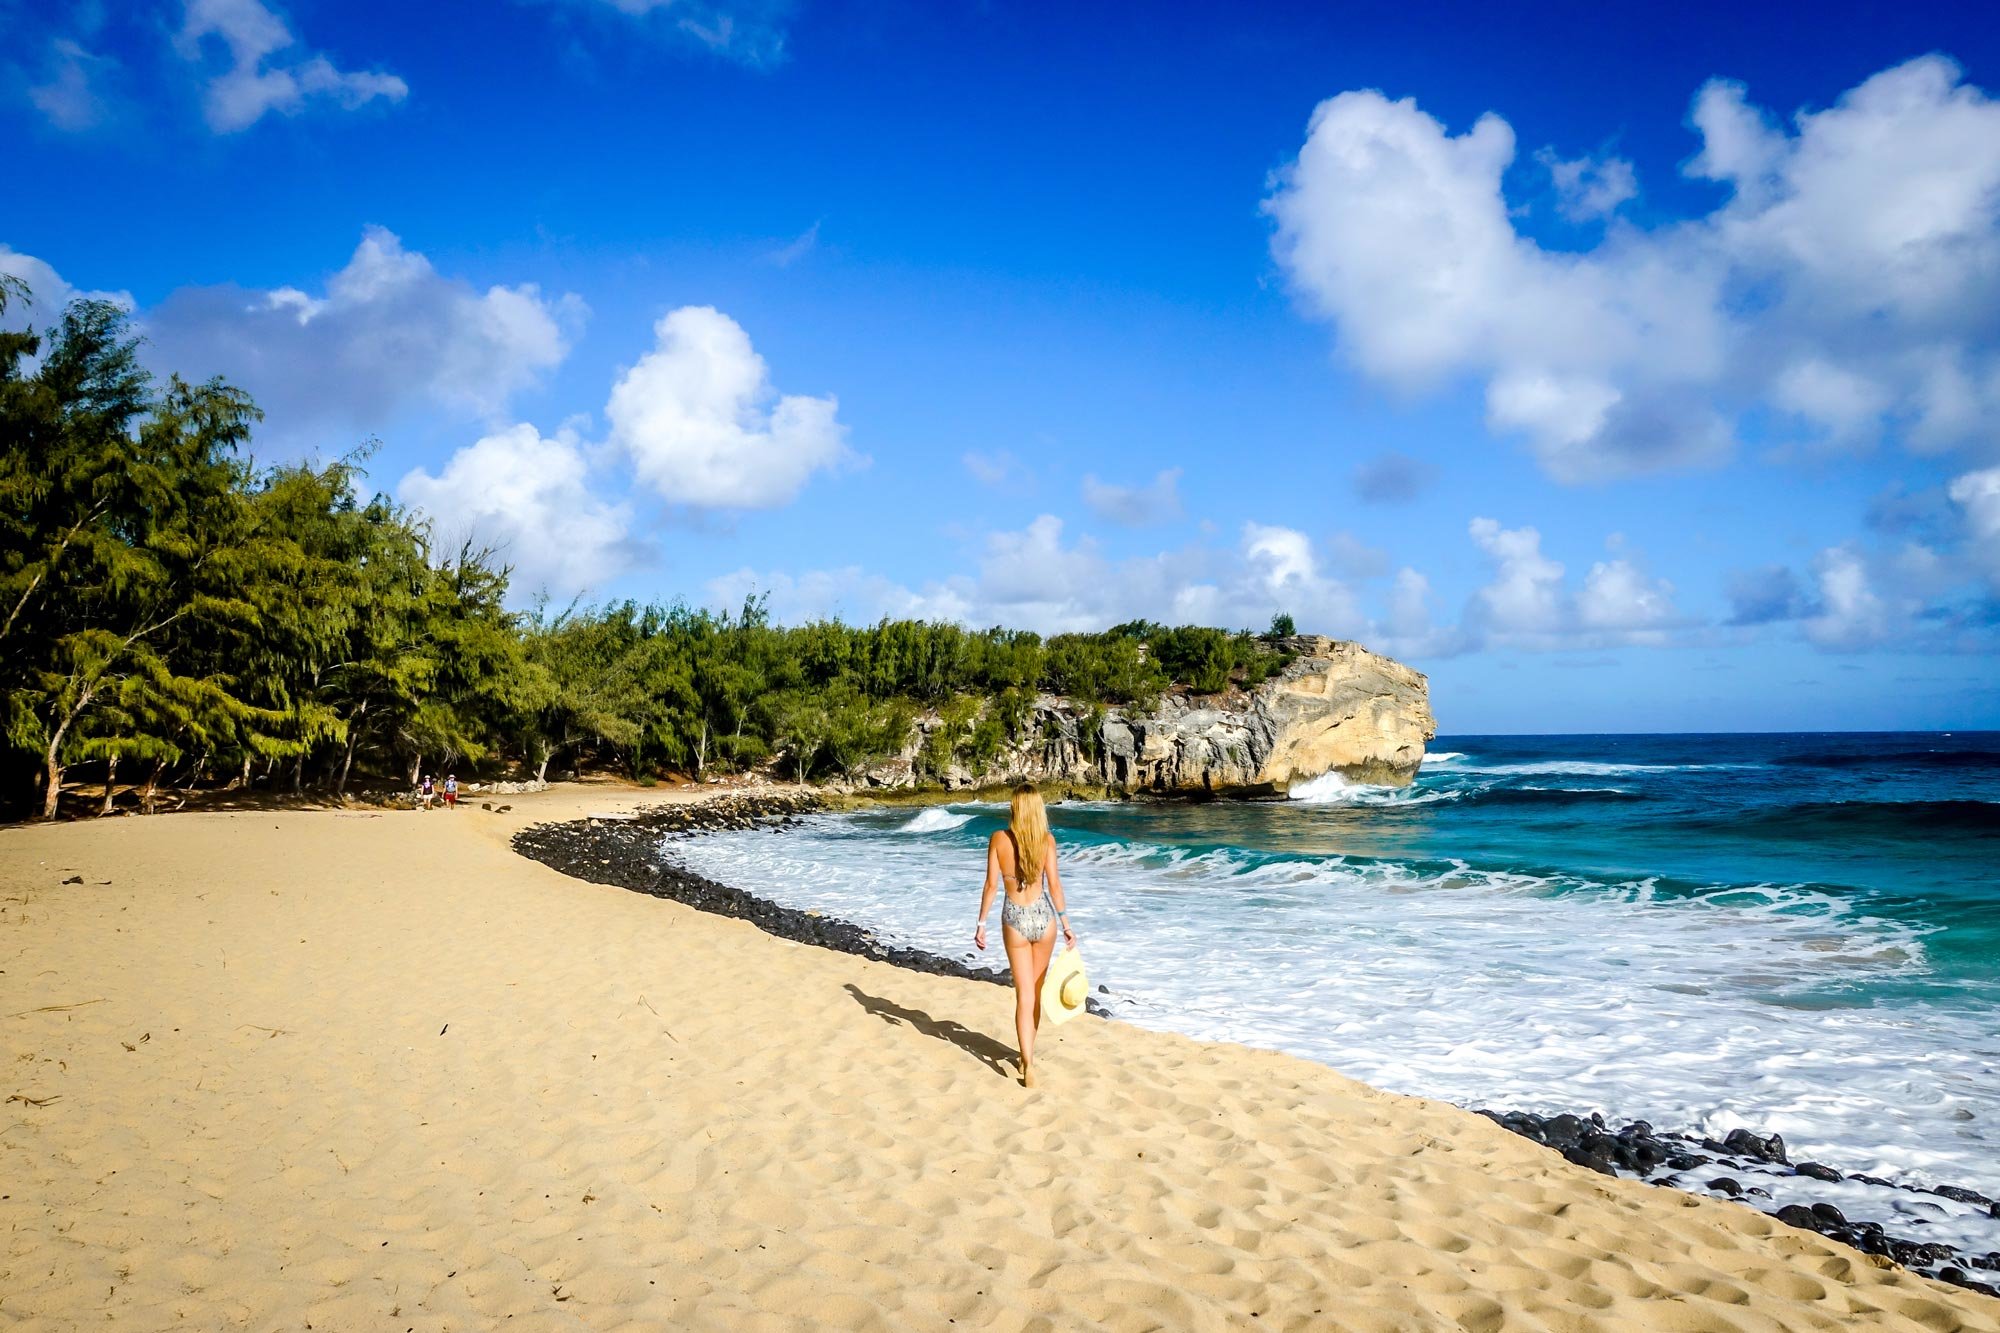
[1062,923,1077,949]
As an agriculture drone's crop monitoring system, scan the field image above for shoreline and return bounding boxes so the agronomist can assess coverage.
[513,787,2000,1299]
[512,788,1011,990]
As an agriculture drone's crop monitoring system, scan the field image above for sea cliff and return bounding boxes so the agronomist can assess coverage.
[851,635,1435,798]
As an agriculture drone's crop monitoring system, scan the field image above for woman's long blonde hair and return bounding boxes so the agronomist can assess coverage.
[1008,784,1049,887]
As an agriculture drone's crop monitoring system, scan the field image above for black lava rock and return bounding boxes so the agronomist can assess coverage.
[511,792,1012,992]
[1775,1204,1820,1231]
[1721,1128,1789,1165]
[1543,1114,1586,1149]
[1562,1144,1617,1177]
[1795,1161,1842,1182]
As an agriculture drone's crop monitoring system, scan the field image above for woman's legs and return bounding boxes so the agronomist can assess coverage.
[1030,930,1058,1030]
[1003,924,1064,1086]
[1002,927,1038,1083]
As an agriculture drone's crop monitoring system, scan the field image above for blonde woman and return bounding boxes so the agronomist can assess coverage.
[974,785,1077,1087]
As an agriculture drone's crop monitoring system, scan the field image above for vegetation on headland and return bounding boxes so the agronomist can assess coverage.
[2,288,1300,819]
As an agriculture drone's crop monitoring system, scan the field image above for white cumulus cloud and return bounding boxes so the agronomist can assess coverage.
[177,0,408,132]
[1802,545,1894,649]
[1384,567,1433,638]
[1242,522,1366,633]
[607,305,853,509]
[702,514,1712,661]
[707,565,971,627]
[396,302,862,596]
[709,517,1376,640]
[0,245,134,333]
[1768,357,1893,447]
[1466,518,1568,637]
[1463,518,1678,647]
[142,227,583,443]
[1266,56,2000,481]
[399,424,642,598]
[1949,465,2000,586]
[1577,558,1677,637]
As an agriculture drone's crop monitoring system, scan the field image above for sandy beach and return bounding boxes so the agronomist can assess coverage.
[3,784,1996,1332]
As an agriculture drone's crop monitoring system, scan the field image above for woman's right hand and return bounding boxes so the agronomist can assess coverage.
[974,922,988,952]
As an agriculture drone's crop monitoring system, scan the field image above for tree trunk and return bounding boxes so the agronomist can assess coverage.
[290,752,304,795]
[40,742,64,820]
[235,754,251,791]
[697,719,709,778]
[336,739,358,797]
[36,693,91,820]
[407,751,422,786]
[535,749,551,783]
[100,753,118,816]
[335,701,367,798]
[141,758,165,815]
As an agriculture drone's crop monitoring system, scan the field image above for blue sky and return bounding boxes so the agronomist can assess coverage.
[5,0,1999,732]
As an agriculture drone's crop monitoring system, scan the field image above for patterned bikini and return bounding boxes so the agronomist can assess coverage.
[996,830,1061,942]
[1000,882,1055,942]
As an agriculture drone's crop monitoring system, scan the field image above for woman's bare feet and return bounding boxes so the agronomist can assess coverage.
[1021,1061,1038,1089]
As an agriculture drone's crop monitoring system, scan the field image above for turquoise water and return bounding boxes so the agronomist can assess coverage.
[674,732,2000,1228]
[1079,732,2000,1004]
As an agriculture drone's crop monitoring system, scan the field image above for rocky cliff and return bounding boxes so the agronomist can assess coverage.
[853,636,1435,799]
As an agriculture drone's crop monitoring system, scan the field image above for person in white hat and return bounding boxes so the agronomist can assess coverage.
[973,785,1078,1087]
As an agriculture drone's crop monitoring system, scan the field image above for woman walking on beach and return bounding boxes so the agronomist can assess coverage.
[974,785,1076,1088]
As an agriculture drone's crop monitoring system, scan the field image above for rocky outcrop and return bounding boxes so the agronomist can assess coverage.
[854,636,1435,799]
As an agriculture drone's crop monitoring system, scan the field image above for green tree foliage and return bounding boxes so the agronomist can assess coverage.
[0,286,1313,816]
[0,294,525,815]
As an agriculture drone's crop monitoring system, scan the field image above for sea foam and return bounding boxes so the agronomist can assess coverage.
[897,807,977,834]
[670,812,2000,1221]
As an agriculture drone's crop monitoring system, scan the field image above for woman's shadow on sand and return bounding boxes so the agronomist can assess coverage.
[844,985,1017,1080]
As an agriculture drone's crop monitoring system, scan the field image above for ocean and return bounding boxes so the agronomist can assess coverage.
[669,732,2000,1254]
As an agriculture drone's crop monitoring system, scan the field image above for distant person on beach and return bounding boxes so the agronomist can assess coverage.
[443,774,458,808]
[418,775,434,810]
[974,785,1076,1088]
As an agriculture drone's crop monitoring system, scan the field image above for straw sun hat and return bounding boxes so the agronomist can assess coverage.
[1039,945,1089,1026]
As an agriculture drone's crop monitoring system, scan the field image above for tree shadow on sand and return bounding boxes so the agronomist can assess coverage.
[844,984,1018,1080]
